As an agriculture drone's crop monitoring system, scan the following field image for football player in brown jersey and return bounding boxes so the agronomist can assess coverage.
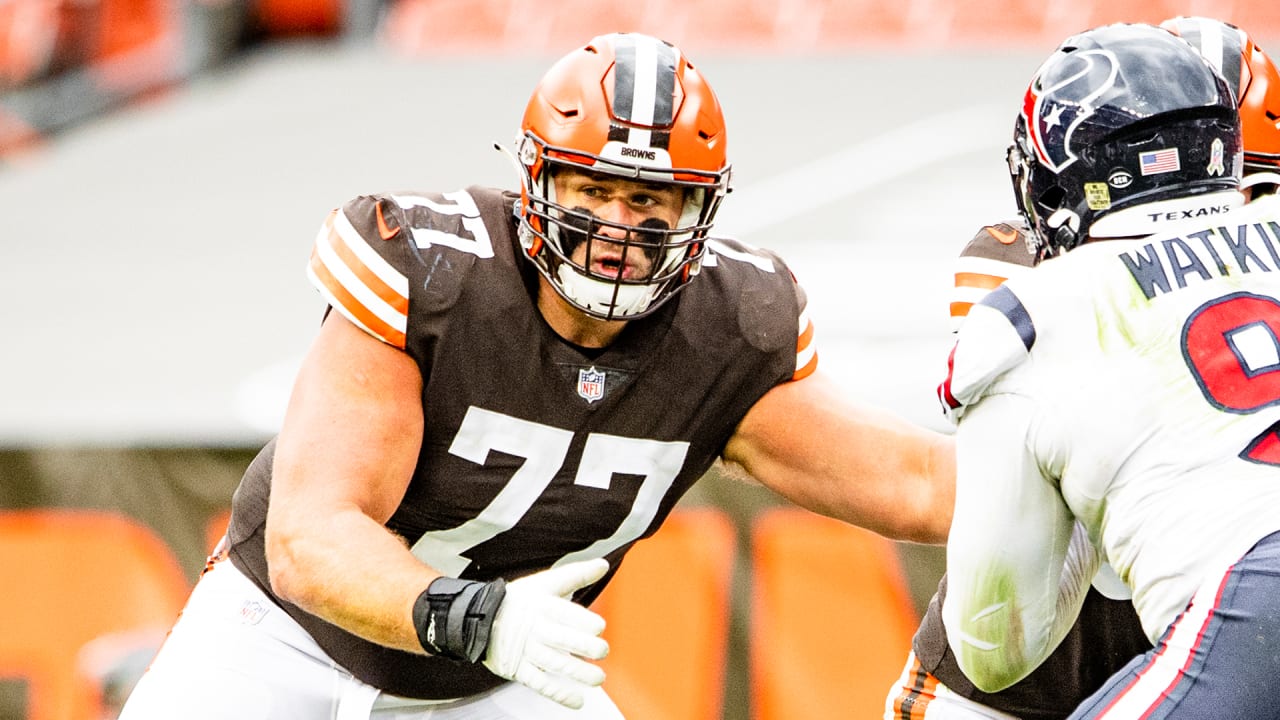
[885,16,1280,720]
[119,32,955,720]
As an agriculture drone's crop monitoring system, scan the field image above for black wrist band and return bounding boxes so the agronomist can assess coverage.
[412,576,507,663]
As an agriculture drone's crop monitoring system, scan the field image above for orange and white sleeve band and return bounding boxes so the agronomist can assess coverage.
[793,306,817,380]
[306,209,411,349]
[949,256,1021,333]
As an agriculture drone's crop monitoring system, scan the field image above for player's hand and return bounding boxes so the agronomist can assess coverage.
[482,558,610,709]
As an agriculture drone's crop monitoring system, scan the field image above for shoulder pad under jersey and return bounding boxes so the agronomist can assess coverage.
[704,236,817,380]
[937,284,1037,423]
[950,219,1038,333]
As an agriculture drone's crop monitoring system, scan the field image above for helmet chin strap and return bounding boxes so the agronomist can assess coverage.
[1047,208,1082,252]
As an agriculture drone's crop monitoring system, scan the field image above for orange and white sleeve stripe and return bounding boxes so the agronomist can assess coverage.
[793,305,817,380]
[948,256,1027,333]
[306,208,410,349]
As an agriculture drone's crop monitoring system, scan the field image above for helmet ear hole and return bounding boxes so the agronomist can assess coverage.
[1035,185,1067,216]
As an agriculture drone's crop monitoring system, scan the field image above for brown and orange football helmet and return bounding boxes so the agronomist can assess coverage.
[511,32,731,320]
[1160,16,1280,174]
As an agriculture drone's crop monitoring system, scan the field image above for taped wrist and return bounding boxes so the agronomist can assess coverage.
[412,577,507,663]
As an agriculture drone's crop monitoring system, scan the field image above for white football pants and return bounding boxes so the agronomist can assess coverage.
[118,560,624,720]
[883,652,1022,720]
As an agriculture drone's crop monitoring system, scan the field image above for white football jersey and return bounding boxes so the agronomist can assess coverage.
[940,194,1280,692]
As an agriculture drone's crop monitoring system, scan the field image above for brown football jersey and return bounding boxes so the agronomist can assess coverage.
[228,186,811,699]
[912,220,1152,718]
[948,220,1037,333]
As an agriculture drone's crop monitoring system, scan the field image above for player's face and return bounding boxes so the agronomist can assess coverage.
[552,168,685,280]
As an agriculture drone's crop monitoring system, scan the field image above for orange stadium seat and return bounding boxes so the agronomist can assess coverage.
[591,506,737,720]
[378,0,1280,55]
[750,507,919,720]
[0,509,191,720]
[254,0,342,35]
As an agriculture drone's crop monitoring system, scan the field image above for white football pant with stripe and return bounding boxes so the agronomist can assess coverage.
[118,560,625,720]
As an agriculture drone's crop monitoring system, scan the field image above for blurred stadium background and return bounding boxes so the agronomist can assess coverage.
[2,1,1277,719]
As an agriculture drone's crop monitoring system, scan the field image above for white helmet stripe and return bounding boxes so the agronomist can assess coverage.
[609,34,677,148]
[1190,17,1226,75]
[629,37,658,148]
[1174,17,1245,98]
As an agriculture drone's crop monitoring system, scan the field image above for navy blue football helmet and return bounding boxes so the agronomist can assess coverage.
[1009,23,1243,256]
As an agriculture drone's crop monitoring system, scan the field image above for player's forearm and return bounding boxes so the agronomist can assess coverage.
[726,372,955,543]
[818,424,953,544]
[266,504,439,654]
[893,430,955,542]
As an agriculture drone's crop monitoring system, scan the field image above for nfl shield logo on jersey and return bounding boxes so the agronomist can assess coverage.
[577,366,606,403]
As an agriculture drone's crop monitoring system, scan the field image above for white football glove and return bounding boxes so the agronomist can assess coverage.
[482,558,611,709]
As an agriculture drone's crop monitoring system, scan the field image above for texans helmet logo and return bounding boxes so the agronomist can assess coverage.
[1024,49,1120,173]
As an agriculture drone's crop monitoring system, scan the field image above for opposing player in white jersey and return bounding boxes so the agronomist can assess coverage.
[939,22,1280,718]
[887,16,1280,720]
